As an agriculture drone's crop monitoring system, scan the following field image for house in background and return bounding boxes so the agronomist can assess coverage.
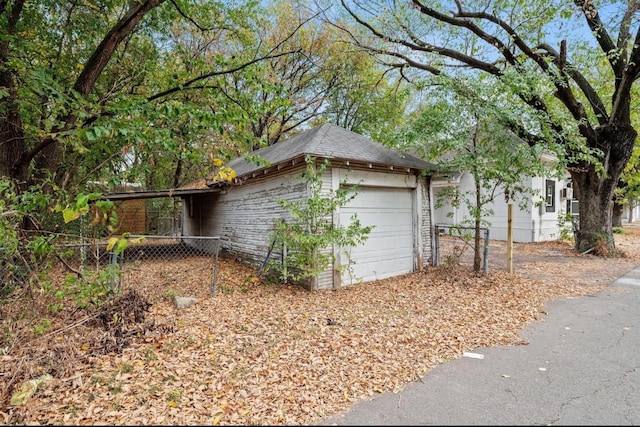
[181,123,437,291]
[431,153,578,243]
[623,203,640,224]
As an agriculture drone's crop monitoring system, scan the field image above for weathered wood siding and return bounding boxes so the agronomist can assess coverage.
[183,167,308,267]
[313,166,335,290]
[431,171,573,243]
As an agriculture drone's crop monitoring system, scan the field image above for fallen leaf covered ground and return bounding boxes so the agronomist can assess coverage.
[2,226,640,425]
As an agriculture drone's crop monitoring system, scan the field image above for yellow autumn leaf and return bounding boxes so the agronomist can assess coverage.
[106,237,118,251]
[167,400,178,408]
[10,374,53,406]
[212,415,222,425]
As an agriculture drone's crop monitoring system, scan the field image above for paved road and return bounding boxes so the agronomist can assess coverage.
[319,266,640,426]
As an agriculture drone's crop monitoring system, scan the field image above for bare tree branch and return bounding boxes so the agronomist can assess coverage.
[74,0,167,97]
[168,0,228,32]
[536,42,606,128]
[573,0,622,75]
[610,26,640,124]
[146,49,300,102]
[146,7,326,103]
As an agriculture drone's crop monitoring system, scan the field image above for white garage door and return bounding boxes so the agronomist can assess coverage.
[339,186,414,285]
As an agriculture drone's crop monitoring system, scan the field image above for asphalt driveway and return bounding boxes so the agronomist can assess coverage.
[319,266,640,425]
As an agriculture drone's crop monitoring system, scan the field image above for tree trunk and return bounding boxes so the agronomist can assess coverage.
[572,172,613,253]
[571,125,637,253]
[0,0,166,187]
[0,0,27,184]
[0,106,28,184]
[612,199,623,228]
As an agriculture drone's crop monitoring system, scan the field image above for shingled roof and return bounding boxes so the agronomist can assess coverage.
[224,123,435,179]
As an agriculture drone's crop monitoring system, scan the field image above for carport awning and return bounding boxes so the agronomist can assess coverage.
[100,187,222,201]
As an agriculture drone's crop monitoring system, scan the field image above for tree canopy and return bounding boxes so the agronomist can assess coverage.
[334,0,640,253]
[0,0,409,196]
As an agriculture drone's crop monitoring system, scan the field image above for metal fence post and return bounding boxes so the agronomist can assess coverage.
[109,249,123,293]
[433,226,440,267]
[211,238,219,296]
[483,227,490,274]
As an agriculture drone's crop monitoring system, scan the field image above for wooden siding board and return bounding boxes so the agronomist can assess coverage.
[182,167,309,272]
[431,171,574,243]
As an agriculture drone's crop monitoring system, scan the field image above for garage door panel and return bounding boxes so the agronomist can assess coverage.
[352,233,412,253]
[339,187,414,285]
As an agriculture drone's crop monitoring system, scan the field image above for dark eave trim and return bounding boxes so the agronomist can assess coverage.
[100,187,222,201]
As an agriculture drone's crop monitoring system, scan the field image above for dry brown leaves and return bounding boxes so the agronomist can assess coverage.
[2,226,640,425]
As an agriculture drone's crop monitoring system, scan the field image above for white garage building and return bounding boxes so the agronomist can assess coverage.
[181,123,436,291]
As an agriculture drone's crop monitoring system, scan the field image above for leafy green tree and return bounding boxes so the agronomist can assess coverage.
[337,0,640,254]
[321,44,412,146]
[208,0,409,152]
[0,0,298,193]
[398,76,548,273]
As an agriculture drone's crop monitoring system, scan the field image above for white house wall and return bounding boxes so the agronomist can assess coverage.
[431,172,572,243]
[528,176,569,242]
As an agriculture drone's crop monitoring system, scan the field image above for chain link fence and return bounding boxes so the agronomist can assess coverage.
[0,245,33,296]
[433,224,490,274]
[118,235,221,294]
[51,235,222,295]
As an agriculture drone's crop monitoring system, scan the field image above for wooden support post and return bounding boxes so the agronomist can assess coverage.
[507,203,513,273]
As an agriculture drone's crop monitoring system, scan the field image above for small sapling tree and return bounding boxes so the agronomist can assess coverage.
[267,155,374,285]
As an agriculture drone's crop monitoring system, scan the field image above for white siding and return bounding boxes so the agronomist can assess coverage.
[432,186,457,225]
[182,168,308,267]
[314,167,336,290]
[431,170,573,243]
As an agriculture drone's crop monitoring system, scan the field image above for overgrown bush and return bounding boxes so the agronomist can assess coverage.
[266,156,373,284]
[0,178,123,336]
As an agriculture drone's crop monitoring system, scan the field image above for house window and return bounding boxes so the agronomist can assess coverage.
[545,179,555,212]
[567,199,579,216]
